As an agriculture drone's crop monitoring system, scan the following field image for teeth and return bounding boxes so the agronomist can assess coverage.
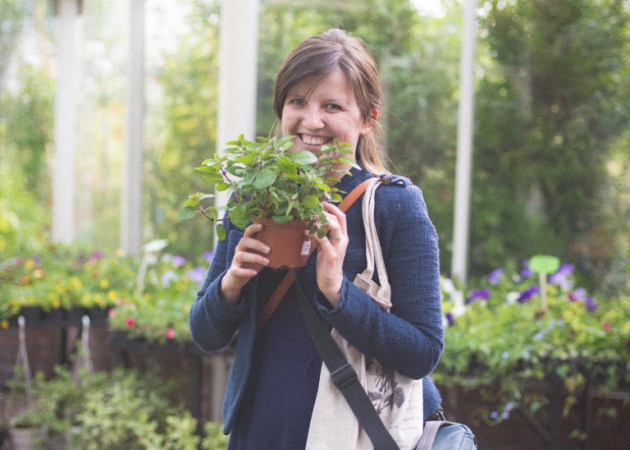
[302,135,327,146]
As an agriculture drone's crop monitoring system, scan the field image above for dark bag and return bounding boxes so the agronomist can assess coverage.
[417,420,478,450]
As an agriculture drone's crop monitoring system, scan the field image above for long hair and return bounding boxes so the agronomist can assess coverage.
[272,28,388,175]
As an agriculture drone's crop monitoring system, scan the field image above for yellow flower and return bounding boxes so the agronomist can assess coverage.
[100,279,109,289]
[33,268,45,279]
[107,290,118,301]
[52,300,61,309]
[70,277,83,289]
[1,320,8,329]
[25,259,35,270]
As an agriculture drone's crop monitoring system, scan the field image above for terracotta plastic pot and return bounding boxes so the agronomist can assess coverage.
[253,217,313,269]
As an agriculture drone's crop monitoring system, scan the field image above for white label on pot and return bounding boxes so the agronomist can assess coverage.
[301,241,311,256]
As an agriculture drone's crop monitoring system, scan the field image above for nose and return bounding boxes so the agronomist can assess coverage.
[302,105,324,130]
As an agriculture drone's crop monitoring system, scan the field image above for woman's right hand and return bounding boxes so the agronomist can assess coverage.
[220,223,270,305]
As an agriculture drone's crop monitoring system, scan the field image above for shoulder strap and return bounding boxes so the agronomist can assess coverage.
[292,269,400,450]
[256,178,374,333]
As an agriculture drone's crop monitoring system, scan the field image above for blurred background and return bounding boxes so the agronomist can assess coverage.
[1,0,629,292]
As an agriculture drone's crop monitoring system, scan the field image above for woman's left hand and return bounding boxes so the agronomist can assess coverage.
[310,202,348,307]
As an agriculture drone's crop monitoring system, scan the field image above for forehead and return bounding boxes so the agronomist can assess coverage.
[287,70,355,100]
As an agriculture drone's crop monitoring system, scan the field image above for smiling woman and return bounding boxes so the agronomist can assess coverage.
[188,28,445,450]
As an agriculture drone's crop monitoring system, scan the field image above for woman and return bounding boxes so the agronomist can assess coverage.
[189,28,444,449]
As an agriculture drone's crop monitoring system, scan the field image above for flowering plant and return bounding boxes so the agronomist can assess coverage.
[436,257,630,424]
[107,247,212,344]
[0,245,136,327]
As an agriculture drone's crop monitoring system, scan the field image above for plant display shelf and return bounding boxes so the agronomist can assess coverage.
[6,306,111,328]
[106,331,234,434]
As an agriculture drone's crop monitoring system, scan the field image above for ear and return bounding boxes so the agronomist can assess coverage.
[360,108,379,135]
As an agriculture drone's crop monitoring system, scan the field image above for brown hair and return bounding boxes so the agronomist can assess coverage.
[272,28,388,175]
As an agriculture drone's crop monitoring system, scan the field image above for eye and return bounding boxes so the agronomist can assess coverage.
[287,97,305,106]
[325,103,342,111]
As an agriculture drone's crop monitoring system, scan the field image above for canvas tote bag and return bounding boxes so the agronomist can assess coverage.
[306,177,424,450]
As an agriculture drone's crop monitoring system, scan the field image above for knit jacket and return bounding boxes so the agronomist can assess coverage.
[189,169,444,434]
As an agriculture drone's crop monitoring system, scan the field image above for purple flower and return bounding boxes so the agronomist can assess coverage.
[203,251,216,262]
[520,260,533,278]
[488,268,504,285]
[518,286,539,304]
[172,255,187,267]
[90,251,105,262]
[549,264,574,288]
[161,270,178,287]
[445,312,455,327]
[585,296,598,312]
[568,287,587,302]
[186,267,207,288]
[520,267,533,278]
[466,288,490,304]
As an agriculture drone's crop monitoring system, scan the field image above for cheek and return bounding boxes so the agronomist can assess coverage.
[280,108,295,135]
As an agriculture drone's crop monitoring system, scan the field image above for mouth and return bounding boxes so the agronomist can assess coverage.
[298,134,332,148]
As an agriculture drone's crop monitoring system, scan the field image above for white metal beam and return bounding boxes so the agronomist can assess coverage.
[451,0,478,285]
[121,0,146,256]
[215,0,260,211]
[51,0,81,245]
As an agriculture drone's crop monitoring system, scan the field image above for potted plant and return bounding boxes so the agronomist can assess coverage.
[179,135,356,268]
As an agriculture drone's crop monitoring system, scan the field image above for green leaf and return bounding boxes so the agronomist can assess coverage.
[271,215,296,224]
[529,255,561,274]
[198,172,225,184]
[216,224,227,240]
[291,150,319,166]
[302,195,320,209]
[277,155,298,175]
[178,206,196,220]
[230,204,252,229]
[254,168,278,189]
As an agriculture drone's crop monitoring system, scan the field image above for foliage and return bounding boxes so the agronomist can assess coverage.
[436,257,630,424]
[180,135,356,239]
[108,250,212,344]
[469,0,630,281]
[0,64,54,201]
[148,0,221,259]
[0,245,136,325]
[74,368,200,450]
[2,363,229,449]
[0,0,28,85]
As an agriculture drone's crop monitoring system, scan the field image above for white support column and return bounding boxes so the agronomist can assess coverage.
[121,0,145,256]
[451,0,478,285]
[51,0,80,245]
[215,0,260,209]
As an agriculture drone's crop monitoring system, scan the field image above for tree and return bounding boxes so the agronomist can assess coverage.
[470,0,630,282]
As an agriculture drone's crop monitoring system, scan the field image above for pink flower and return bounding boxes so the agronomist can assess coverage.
[125,318,136,327]
[603,323,613,333]
[166,328,175,340]
[108,309,116,317]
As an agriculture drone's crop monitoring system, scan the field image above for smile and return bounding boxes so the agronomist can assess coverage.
[300,134,331,147]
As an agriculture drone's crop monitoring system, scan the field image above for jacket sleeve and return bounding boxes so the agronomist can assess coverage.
[319,180,444,379]
[188,225,252,353]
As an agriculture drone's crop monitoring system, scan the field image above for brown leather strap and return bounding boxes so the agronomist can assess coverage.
[256,178,374,333]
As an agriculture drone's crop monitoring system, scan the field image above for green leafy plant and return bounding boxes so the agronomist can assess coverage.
[74,368,200,450]
[437,258,630,426]
[0,245,137,324]
[179,135,356,239]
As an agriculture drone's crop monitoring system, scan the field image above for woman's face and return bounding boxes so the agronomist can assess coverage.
[281,69,373,165]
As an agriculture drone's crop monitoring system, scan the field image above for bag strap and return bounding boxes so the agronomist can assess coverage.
[292,270,400,450]
[256,178,374,333]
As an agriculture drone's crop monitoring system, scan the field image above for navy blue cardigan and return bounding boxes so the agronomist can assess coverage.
[189,168,444,434]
